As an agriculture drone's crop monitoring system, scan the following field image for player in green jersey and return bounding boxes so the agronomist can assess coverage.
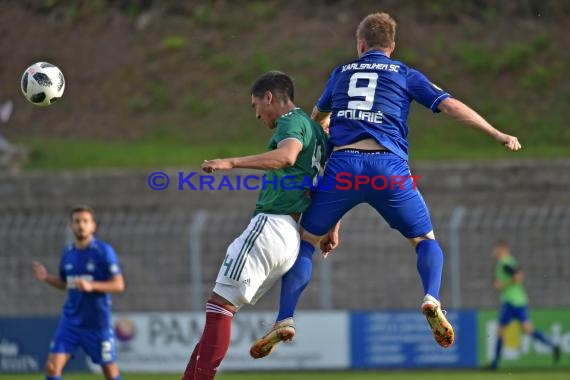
[181,71,328,380]
[488,241,561,369]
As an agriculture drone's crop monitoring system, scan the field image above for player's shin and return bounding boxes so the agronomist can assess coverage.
[276,240,315,322]
[491,336,503,368]
[188,301,234,380]
[532,330,556,347]
[415,239,444,300]
[182,342,200,379]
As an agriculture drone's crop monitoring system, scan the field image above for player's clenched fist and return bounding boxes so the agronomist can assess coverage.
[497,133,522,151]
[319,222,341,258]
[32,261,48,281]
[201,158,234,173]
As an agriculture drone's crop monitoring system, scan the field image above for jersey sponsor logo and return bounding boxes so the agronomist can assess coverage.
[66,274,94,288]
[65,264,73,270]
[86,261,96,272]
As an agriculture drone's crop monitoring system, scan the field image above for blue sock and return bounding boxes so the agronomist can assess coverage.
[491,337,503,367]
[415,239,444,300]
[276,240,315,321]
[532,330,555,348]
[112,376,122,380]
[46,377,62,380]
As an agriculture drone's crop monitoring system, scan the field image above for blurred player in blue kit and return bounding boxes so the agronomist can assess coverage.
[32,206,125,380]
[251,12,522,358]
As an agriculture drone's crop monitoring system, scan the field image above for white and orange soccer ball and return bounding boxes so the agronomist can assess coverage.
[21,62,65,106]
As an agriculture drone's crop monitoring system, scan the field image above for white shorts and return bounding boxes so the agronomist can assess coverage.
[213,213,300,309]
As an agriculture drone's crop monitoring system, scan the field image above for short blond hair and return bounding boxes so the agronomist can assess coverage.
[356,12,397,50]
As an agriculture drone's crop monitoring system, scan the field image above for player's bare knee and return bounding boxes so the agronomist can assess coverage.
[522,322,534,335]
[209,292,238,312]
[409,231,436,247]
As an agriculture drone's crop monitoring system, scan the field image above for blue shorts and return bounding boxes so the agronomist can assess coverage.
[301,151,433,238]
[499,302,530,326]
[49,322,117,365]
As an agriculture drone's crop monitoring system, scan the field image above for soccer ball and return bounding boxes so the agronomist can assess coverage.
[21,62,65,106]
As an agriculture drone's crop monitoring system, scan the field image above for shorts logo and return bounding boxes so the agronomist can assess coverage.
[242,278,251,286]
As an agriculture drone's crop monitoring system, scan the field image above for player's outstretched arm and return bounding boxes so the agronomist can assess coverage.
[437,97,522,151]
[74,274,125,294]
[32,261,66,290]
[202,139,302,172]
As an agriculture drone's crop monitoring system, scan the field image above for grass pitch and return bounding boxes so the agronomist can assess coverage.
[2,370,570,380]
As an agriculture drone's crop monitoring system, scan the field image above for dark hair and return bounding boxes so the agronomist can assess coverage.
[250,71,294,102]
[356,12,397,50]
[70,205,96,221]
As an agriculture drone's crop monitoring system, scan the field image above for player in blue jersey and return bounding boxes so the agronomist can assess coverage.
[251,12,522,358]
[32,206,125,380]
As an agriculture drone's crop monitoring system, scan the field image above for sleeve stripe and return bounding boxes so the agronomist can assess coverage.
[277,137,303,147]
[429,93,449,111]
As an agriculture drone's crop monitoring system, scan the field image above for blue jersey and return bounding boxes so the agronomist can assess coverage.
[316,50,450,161]
[58,237,121,330]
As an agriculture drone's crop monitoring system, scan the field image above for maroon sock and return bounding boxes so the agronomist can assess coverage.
[188,301,234,380]
[181,342,200,380]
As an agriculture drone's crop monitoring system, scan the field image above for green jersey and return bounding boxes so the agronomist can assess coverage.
[254,108,328,216]
[496,255,528,306]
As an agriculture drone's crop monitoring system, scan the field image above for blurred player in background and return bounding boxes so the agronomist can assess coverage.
[251,11,522,357]
[32,206,125,380]
[181,71,328,380]
[488,241,560,370]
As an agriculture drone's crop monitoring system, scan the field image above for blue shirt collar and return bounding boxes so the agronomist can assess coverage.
[361,50,388,58]
[74,236,97,251]
[88,237,97,248]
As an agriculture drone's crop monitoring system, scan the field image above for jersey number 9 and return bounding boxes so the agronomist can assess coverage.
[347,72,378,111]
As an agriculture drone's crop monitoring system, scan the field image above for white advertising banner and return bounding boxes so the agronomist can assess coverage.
[108,311,349,373]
